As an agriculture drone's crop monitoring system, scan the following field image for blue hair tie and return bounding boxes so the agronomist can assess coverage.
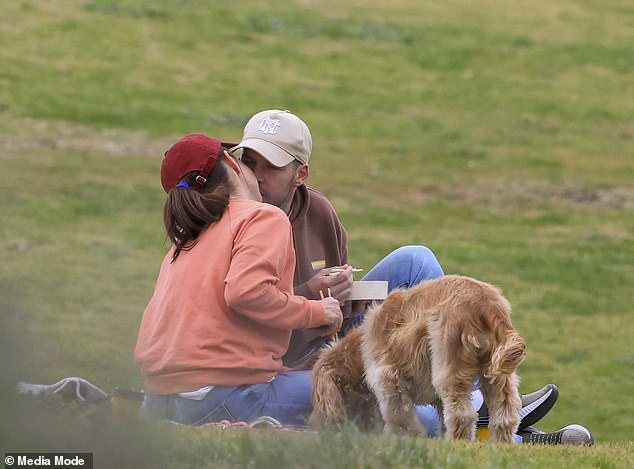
[176,182,191,188]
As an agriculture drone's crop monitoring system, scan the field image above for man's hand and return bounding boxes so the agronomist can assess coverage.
[306,265,354,305]
[317,296,343,337]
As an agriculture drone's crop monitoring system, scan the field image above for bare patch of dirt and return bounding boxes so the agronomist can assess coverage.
[447,180,634,212]
[0,116,176,159]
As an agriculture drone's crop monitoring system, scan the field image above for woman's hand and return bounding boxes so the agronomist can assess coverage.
[317,297,343,337]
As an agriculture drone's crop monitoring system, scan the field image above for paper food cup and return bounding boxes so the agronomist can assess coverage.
[349,281,388,301]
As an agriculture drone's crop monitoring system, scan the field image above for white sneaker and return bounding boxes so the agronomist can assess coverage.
[520,424,594,446]
[477,383,559,429]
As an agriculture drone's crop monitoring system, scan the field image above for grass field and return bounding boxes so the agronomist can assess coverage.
[1,0,632,467]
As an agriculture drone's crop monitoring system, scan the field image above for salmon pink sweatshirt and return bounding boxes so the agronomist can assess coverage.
[135,199,326,394]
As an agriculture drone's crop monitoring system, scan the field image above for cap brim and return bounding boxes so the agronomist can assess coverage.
[230,138,295,167]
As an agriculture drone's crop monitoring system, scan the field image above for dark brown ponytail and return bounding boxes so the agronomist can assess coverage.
[163,150,232,262]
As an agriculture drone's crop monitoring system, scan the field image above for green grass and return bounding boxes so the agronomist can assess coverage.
[1,0,632,467]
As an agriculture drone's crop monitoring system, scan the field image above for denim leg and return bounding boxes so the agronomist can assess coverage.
[361,245,444,291]
[415,405,441,436]
[258,370,314,425]
[144,387,241,425]
[415,390,482,438]
[143,371,314,427]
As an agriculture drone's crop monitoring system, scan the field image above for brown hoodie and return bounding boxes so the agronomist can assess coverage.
[283,185,350,367]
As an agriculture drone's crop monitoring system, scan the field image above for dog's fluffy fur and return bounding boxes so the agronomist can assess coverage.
[310,275,526,442]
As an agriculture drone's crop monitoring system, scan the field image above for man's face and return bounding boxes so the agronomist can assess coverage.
[241,148,304,211]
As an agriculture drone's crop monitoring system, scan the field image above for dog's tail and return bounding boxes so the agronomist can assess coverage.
[471,283,526,384]
[310,358,347,427]
[483,332,526,385]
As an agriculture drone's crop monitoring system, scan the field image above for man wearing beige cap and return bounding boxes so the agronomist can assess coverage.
[232,111,447,366]
[232,109,356,360]
[230,109,590,444]
[232,109,315,214]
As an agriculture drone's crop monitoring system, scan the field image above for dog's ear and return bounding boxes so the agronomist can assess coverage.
[383,289,408,318]
[366,290,408,346]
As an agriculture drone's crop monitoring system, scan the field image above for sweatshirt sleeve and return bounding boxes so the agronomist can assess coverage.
[224,206,326,330]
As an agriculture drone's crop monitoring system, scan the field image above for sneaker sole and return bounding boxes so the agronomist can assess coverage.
[518,384,558,429]
[476,384,558,428]
[561,424,594,445]
[520,424,594,446]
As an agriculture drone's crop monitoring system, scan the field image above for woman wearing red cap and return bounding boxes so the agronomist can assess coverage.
[135,134,343,426]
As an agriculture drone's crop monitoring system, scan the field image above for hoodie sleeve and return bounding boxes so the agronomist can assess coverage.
[224,205,326,330]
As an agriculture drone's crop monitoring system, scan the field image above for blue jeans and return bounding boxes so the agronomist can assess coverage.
[361,245,445,290]
[142,371,314,426]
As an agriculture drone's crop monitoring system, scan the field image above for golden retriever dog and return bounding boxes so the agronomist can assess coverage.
[311,327,382,432]
[310,275,526,442]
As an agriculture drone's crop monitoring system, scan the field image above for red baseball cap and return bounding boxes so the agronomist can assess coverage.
[160,134,234,193]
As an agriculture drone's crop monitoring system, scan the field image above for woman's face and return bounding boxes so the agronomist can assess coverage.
[226,151,262,202]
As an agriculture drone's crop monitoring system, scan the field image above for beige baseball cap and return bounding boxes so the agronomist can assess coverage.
[231,109,312,167]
